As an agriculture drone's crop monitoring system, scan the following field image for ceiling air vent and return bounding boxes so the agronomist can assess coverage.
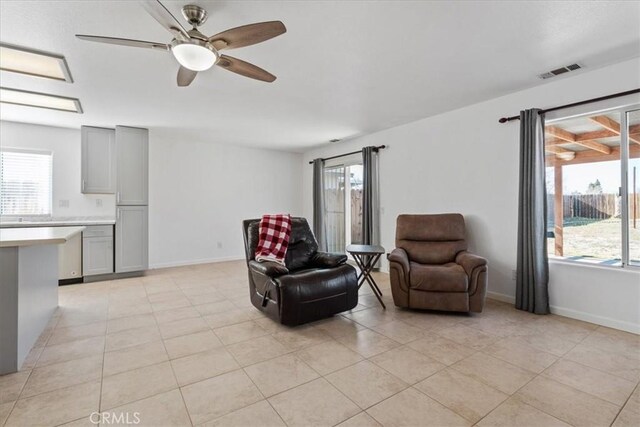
[538,63,582,79]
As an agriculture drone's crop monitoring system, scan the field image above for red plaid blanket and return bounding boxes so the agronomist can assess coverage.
[255,214,292,266]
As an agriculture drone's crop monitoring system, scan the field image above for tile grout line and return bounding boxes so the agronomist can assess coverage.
[235,341,366,426]
[609,381,639,427]
[4,307,64,424]
[230,344,289,427]
[538,325,638,402]
[152,275,197,427]
[470,320,620,427]
[4,265,638,427]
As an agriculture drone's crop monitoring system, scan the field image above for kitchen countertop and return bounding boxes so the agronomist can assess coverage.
[0,226,86,247]
[0,216,115,228]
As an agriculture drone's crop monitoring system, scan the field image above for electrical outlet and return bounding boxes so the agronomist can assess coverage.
[217,242,223,249]
[96,199,103,208]
[511,270,517,281]
[58,199,69,208]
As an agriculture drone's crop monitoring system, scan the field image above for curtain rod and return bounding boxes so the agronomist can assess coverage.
[498,88,640,123]
[307,145,386,164]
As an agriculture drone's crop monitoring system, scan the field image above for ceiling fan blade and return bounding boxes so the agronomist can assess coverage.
[141,0,190,40]
[216,54,276,82]
[76,35,169,50]
[208,21,286,51]
[177,66,198,87]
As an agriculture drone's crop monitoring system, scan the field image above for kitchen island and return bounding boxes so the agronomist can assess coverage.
[0,226,85,374]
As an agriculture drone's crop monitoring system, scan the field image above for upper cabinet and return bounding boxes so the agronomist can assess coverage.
[81,126,115,194]
[115,126,148,205]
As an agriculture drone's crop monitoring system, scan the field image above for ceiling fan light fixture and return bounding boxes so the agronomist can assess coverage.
[171,39,218,71]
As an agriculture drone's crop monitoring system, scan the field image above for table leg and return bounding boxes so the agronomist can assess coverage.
[351,253,385,309]
[362,257,381,296]
[352,254,368,287]
[353,255,380,295]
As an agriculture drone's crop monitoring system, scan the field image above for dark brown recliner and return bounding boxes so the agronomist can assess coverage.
[387,214,487,313]
[242,217,358,326]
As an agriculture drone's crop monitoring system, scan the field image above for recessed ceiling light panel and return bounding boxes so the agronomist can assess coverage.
[0,43,73,82]
[0,87,83,113]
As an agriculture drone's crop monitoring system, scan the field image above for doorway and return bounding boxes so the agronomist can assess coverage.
[323,158,363,253]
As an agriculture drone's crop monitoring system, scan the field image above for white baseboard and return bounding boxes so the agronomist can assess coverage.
[149,255,244,270]
[549,305,640,335]
[486,291,515,304]
[486,291,639,335]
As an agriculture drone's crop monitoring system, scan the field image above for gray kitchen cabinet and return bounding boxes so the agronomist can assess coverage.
[82,225,114,276]
[115,126,148,205]
[81,126,116,194]
[115,206,148,273]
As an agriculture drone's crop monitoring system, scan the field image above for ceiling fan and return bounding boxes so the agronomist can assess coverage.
[76,0,286,86]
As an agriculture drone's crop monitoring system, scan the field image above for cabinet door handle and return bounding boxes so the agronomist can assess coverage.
[116,192,120,203]
[82,180,86,191]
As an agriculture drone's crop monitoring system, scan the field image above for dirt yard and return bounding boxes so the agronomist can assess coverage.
[547,217,640,263]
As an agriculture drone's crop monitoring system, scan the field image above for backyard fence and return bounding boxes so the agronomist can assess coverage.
[547,193,640,222]
[324,188,363,252]
[351,189,363,244]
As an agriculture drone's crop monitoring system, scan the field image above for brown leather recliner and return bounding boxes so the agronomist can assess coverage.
[387,214,487,313]
[242,217,358,326]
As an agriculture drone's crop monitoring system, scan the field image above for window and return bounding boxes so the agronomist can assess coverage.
[0,148,52,216]
[545,104,640,267]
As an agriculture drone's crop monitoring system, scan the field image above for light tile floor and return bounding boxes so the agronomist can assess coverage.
[1,260,639,427]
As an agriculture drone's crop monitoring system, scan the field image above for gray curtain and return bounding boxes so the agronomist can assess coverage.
[362,146,380,258]
[516,109,550,314]
[312,158,327,251]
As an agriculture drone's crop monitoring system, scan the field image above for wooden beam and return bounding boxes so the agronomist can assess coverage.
[575,129,617,141]
[545,145,575,155]
[590,115,620,133]
[547,144,640,167]
[590,115,640,145]
[545,138,568,146]
[630,124,640,135]
[545,126,576,142]
[545,125,609,153]
[572,139,611,154]
[554,165,563,256]
[547,134,613,154]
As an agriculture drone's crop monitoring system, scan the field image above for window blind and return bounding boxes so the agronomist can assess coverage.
[0,149,53,216]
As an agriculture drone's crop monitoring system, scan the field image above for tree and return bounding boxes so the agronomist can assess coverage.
[587,179,603,194]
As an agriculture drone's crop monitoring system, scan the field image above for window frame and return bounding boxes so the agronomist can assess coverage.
[0,147,53,218]
[545,101,640,269]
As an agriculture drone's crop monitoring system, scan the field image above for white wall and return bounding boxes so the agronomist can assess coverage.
[0,121,116,218]
[1,121,303,270]
[301,58,640,333]
[148,134,303,268]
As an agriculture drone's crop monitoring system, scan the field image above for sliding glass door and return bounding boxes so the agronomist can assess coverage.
[323,158,363,253]
[624,108,640,265]
[323,165,345,253]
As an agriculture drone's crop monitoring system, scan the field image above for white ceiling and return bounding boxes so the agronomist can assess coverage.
[1,0,639,152]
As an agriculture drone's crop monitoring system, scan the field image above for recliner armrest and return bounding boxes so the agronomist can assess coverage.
[387,248,410,274]
[311,252,347,268]
[249,260,289,278]
[455,251,487,276]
